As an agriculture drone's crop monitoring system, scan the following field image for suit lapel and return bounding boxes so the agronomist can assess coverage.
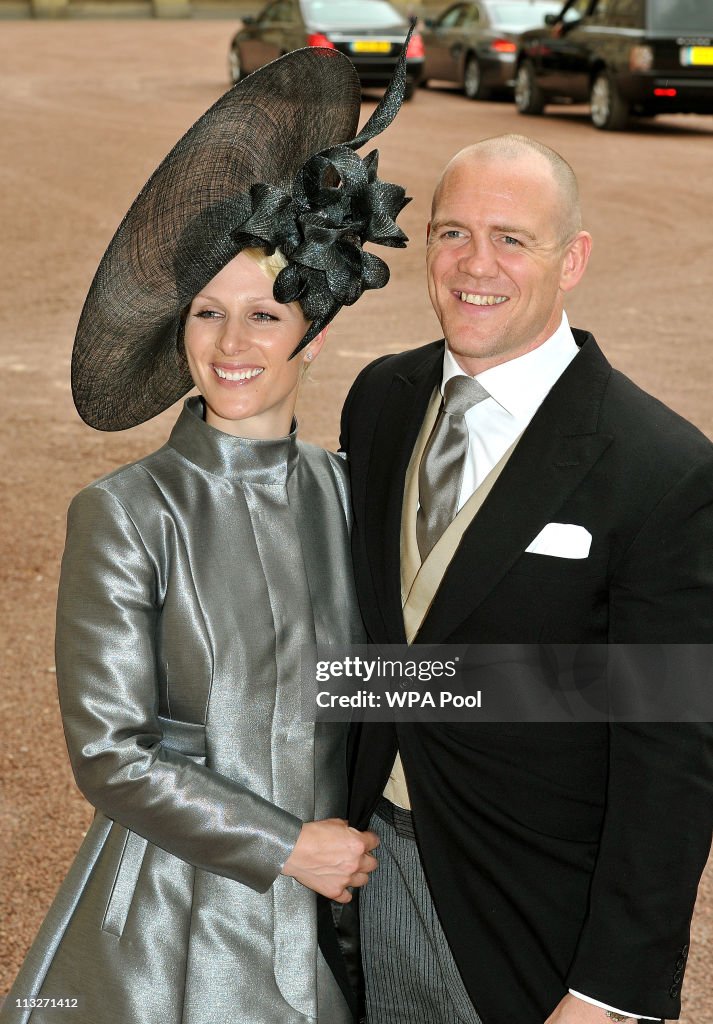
[365,344,444,642]
[417,333,614,642]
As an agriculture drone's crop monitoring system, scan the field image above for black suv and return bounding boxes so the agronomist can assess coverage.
[514,0,713,129]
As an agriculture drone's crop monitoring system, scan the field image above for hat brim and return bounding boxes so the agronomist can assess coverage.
[72,48,361,431]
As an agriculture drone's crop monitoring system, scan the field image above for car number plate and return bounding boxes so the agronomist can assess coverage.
[351,40,391,53]
[680,46,713,66]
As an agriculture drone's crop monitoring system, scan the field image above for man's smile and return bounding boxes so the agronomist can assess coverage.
[457,292,509,306]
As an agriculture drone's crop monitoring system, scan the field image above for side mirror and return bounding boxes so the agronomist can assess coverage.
[242,14,255,25]
[544,13,559,25]
[424,18,434,28]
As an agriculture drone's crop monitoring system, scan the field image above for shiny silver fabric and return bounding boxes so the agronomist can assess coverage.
[1,398,363,1024]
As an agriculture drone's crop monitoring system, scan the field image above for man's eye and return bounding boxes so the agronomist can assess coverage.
[443,230,463,239]
[502,236,522,246]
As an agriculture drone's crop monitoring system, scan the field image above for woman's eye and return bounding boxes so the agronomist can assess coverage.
[252,311,279,322]
[193,309,222,319]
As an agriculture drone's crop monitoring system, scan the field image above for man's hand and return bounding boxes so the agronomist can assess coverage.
[545,994,630,1024]
[281,818,379,903]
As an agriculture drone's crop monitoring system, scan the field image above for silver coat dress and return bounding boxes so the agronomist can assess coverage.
[1,397,363,1024]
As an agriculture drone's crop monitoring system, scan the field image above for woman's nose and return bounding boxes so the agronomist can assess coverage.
[216,320,250,356]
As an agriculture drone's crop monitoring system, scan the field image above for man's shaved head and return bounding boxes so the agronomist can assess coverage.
[432,134,582,244]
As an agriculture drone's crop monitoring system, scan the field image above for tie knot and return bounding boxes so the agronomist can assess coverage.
[443,375,489,417]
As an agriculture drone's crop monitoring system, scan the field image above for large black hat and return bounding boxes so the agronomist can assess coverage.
[72,42,411,430]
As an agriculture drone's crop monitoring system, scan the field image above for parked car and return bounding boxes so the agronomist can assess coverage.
[228,0,425,99]
[421,0,568,99]
[514,0,713,129]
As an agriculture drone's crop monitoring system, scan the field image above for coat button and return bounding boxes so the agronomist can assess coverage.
[681,944,689,956]
[670,984,680,998]
[675,957,685,970]
[673,969,683,983]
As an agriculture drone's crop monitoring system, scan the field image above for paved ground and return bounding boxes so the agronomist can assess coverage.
[0,22,711,1019]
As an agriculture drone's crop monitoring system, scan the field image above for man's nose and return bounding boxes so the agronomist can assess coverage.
[457,237,499,278]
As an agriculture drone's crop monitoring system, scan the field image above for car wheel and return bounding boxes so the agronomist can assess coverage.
[228,47,243,85]
[463,55,490,101]
[514,61,545,115]
[590,70,628,130]
[404,78,416,101]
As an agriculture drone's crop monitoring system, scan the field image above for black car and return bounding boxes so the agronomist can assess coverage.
[422,0,567,100]
[514,0,713,129]
[228,0,424,99]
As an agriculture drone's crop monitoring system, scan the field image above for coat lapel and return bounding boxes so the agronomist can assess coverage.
[417,333,614,642]
[365,343,444,642]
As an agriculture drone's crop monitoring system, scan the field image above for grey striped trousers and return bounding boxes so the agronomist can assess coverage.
[360,800,482,1024]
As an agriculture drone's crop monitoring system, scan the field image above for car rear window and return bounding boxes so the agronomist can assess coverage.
[301,0,405,29]
[488,1,567,29]
[648,0,713,33]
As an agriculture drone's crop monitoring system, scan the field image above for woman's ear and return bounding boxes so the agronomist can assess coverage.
[302,323,330,366]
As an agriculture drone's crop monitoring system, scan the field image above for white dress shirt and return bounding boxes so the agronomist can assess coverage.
[442,312,578,507]
[442,313,656,1022]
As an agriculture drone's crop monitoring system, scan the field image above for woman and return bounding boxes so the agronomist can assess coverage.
[1,41,410,1024]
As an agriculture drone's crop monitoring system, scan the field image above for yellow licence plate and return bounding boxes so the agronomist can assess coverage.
[680,46,713,66]
[351,40,391,54]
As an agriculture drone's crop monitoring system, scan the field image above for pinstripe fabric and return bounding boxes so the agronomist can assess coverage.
[360,801,482,1024]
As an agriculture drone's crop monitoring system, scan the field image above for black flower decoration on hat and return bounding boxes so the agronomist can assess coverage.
[229,143,409,353]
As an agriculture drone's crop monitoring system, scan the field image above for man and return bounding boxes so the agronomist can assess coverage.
[340,135,713,1024]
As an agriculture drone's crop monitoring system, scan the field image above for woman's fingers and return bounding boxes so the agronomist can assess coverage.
[281,819,381,899]
[347,871,371,889]
[360,852,379,874]
[350,826,379,852]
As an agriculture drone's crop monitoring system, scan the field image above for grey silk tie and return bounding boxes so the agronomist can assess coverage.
[416,375,490,560]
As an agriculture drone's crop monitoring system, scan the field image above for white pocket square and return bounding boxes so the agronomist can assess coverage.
[525,523,592,559]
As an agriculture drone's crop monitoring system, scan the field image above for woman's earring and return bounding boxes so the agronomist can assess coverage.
[305,351,313,362]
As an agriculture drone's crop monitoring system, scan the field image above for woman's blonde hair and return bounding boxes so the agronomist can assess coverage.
[241,246,289,283]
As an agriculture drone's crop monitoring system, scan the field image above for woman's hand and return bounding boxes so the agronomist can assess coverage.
[281,818,379,903]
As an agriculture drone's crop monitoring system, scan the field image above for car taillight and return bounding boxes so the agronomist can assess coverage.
[406,32,425,58]
[490,39,517,54]
[307,33,335,48]
[654,87,677,96]
[629,44,653,71]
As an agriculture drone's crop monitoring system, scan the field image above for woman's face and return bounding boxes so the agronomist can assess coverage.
[183,252,326,439]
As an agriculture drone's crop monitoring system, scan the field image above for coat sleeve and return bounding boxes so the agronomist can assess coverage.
[566,456,713,1018]
[55,483,303,894]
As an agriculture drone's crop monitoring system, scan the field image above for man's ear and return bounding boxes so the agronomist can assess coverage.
[560,231,592,293]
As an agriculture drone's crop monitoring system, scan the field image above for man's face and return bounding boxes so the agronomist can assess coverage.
[426,153,587,375]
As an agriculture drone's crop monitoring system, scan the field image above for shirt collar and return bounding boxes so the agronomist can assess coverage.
[442,312,579,420]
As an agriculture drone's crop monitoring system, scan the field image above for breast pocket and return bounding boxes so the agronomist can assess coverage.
[508,550,608,583]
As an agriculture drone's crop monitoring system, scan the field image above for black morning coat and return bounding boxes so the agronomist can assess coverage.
[340,330,713,1024]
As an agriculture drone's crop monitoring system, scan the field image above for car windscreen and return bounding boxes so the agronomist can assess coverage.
[648,0,713,33]
[488,1,567,29]
[301,0,405,29]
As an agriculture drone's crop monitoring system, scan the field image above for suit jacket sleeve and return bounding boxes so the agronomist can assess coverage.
[566,456,713,1017]
[55,485,303,894]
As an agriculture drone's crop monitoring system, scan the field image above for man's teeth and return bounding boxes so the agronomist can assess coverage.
[214,366,264,381]
[459,293,507,306]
